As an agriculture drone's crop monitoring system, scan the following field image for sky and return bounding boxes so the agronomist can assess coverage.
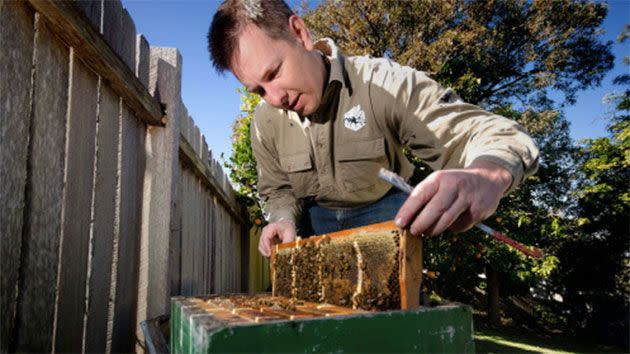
[122,0,630,162]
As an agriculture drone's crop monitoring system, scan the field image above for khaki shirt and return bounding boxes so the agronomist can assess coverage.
[251,39,539,224]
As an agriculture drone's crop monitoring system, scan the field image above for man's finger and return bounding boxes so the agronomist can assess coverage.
[395,177,439,228]
[279,227,296,244]
[258,238,267,257]
[257,231,264,254]
[258,233,269,257]
[449,211,477,233]
[259,227,276,257]
[408,186,458,236]
[424,196,468,236]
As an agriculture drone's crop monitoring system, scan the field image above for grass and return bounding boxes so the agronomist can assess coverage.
[473,317,626,353]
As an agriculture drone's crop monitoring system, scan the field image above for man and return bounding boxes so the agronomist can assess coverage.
[208,0,539,257]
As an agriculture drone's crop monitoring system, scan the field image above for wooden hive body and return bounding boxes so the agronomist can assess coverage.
[271,221,423,311]
[170,295,475,353]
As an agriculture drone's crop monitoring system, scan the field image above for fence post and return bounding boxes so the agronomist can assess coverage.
[136,47,182,341]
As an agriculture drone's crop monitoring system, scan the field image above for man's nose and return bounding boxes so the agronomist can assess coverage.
[265,88,288,108]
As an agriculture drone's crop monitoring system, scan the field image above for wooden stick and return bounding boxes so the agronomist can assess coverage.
[232,309,283,323]
[258,307,314,320]
[399,229,423,310]
[274,220,398,251]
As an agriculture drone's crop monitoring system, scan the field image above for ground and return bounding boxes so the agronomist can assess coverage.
[473,315,625,353]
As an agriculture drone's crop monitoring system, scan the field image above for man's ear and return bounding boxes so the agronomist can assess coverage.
[288,15,314,50]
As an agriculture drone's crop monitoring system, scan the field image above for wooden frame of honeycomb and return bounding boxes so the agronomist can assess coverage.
[176,294,369,327]
[271,221,423,311]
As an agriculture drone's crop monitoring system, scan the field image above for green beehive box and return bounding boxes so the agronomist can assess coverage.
[171,295,475,353]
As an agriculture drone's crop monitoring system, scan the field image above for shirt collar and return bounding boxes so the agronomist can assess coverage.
[313,38,353,96]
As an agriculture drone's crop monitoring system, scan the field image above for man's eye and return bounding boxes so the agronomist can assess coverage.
[255,88,265,96]
[269,65,281,81]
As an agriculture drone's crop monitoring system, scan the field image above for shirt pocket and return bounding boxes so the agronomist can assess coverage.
[279,152,317,198]
[336,137,388,192]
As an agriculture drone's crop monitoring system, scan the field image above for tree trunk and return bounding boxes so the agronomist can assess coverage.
[487,266,500,324]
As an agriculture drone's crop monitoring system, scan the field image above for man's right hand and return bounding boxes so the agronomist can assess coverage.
[258,220,297,257]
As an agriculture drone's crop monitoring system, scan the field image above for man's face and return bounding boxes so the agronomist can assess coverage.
[231,18,326,117]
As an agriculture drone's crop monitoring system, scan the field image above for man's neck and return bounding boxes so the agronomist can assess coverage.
[307,50,331,121]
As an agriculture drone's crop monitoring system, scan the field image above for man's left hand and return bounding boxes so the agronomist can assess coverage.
[395,160,512,236]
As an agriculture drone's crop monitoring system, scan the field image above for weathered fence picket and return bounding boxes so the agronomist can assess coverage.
[114,103,146,352]
[0,2,34,351]
[1,1,249,352]
[85,81,119,353]
[54,48,99,353]
[15,12,71,352]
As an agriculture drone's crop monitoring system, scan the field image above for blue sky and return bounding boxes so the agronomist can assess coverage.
[123,0,629,161]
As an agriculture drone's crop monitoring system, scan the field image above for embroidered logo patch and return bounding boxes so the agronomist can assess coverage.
[343,104,366,131]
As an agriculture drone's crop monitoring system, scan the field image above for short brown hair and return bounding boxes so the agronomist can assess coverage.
[208,0,295,73]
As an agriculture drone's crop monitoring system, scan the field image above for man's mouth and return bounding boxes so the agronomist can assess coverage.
[289,94,302,112]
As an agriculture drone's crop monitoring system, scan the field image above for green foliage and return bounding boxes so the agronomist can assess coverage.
[531,255,559,279]
[579,121,630,208]
[224,88,264,228]
[578,22,630,213]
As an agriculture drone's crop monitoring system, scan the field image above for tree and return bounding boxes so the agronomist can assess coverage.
[302,0,613,108]
[224,88,263,228]
[550,24,629,348]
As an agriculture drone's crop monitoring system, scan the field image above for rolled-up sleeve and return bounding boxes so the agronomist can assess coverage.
[371,59,539,193]
[250,112,304,224]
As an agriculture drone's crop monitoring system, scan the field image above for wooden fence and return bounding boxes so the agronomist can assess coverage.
[0,1,248,352]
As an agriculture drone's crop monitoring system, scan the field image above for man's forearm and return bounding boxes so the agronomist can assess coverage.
[466,160,513,196]
[267,207,298,225]
[262,192,303,225]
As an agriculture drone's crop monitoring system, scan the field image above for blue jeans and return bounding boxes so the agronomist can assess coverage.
[297,188,408,237]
